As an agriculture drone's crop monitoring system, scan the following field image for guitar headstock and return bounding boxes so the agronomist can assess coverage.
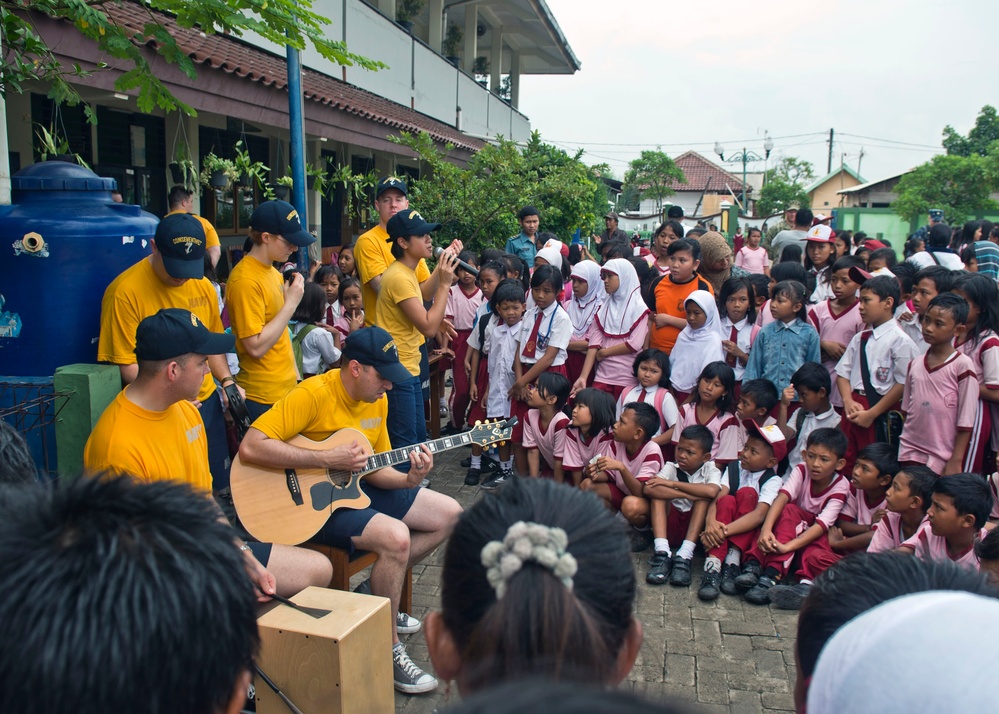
[469,417,517,447]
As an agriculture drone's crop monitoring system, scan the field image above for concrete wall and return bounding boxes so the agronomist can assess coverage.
[810,172,861,212]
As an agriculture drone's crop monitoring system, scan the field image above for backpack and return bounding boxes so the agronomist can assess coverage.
[291,323,318,380]
[725,461,777,495]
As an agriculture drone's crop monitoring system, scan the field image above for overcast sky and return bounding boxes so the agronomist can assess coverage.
[519,0,998,185]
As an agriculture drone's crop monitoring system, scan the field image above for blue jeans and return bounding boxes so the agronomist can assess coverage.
[386,374,426,473]
[201,391,231,491]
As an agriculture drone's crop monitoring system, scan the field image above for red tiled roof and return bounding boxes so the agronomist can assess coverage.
[667,151,745,192]
[102,2,485,152]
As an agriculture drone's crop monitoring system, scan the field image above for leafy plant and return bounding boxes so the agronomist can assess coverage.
[325,164,378,221]
[443,22,463,57]
[622,149,686,214]
[232,140,269,192]
[33,122,90,169]
[170,140,197,191]
[396,0,425,22]
[276,175,294,187]
[200,152,238,188]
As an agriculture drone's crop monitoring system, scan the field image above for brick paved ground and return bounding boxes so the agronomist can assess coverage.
[380,441,800,714]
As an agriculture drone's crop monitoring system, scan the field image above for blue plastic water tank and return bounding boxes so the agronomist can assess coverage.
[0,160,158,376]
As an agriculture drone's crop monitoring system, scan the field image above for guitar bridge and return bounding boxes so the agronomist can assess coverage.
[285,469,304,506]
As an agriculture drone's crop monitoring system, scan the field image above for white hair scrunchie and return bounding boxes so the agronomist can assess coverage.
[480,521,578,599]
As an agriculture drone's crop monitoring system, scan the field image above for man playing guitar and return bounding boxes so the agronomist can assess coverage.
[239,326,462,695]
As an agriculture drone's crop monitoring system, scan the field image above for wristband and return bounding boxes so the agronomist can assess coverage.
[221,376,236,386]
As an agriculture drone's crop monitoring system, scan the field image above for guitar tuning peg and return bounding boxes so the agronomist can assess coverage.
[474,420,481,426]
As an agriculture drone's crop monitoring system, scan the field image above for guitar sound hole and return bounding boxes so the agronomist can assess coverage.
[328,470,352,487]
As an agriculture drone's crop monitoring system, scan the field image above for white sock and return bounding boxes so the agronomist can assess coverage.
[470,455,481,469]
[439,398,448,407]
[724,547,741,567]
[677,540,696,560]
[501,458,513,471]
[653,538,671,556]
[799,578,813,587]
[704,556,722,573]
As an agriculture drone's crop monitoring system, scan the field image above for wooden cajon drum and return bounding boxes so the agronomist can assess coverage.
[256,586,394,714]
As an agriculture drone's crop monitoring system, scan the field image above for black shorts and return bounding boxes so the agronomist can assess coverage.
[314,482,419,553]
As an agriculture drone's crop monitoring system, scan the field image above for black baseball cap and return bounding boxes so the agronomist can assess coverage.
[375,176,408,199]
[249,200,315,247]
[340,326,411,383]
[154,213,206,280]
[386,209,441,241]
[134,308,234,361]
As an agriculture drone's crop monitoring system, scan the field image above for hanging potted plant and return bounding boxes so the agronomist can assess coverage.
[443,22,463,66]
[200,152,238,190]
[169,142,198,190]
[395,0,424,33]
[34,123,89,168]
[273,175,293,200]
[232,140,269,191]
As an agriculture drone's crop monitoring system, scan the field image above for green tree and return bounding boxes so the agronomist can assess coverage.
[942,105,999,157]
[2,1,384,119]
[390,130,607,253]
[755,157,815,217]
[622,149,685,214]
[891,153,997,223]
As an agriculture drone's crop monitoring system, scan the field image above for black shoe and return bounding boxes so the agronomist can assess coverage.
[744,575,777,605]
[461,455,498,470]
[720,562,741,596]
[769,582,812,610]
[733,560,763,591]
[698,569,722,601]
[464,467,482,486]
[646,551,672,584]
[668,555,693,587]
[629,528,653,553]
[480,468,513,492]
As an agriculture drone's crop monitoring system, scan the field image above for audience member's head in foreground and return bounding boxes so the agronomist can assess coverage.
[443,678,692,714]
[425,477,641,695]
[0,474,260,714]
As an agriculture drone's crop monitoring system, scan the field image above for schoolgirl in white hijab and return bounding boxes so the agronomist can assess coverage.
[669,290,725,393]
[566,260,606,340]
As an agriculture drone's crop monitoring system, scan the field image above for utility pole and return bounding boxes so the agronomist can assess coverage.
[827,128,834,174]
[857,147,865,178]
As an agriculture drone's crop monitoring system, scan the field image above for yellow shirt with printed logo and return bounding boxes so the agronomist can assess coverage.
[251,369,391,452]
[354,224,430,327]
[226,254,297,404]
[83,388,211,493]
[98,258,223,403]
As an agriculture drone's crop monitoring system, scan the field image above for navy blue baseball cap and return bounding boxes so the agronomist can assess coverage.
[135,308,234,361]
[386,209,441,241]
[250,200,315,247]
[340,327,411,383]
[375,176,408,198]
[154,213,206,279]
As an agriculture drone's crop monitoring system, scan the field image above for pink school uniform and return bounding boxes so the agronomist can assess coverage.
[523,408,570,476]
[902,522,989,570]
[749,464,850,579]
[562,428,614,476]
[955,329,999,471]
[671,404,741,464]
[735,245,770,275]
[898,351,978,473]
[585,258,650,399]
[808,299,865,408]
[990,472,999,521]
[511,301,572,440]
[840,486,887,527]
[868,511,928,553]
[617,384,679,437]
[798,483,884,578]
[445,284,486,428]
[599,437,664,510]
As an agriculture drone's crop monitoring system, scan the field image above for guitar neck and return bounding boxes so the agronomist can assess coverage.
[362,432,476,474]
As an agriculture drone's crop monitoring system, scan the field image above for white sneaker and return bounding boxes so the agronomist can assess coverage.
[397,611,421,634]
[392,643,437,694]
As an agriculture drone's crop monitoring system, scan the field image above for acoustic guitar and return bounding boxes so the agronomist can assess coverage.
[230,418,516,545]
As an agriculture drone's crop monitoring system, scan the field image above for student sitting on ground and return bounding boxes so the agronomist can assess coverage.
[582,402,664,553]
[734,378,779,447]
[424,478,642,694]
[738,428,851,606]
[899,473,993,571]
[644,425,722,588]
[616,349,679,454]
[868,465,936,553]
[698,421,786,602]
[523,372,572,484]
[561,388,616,488]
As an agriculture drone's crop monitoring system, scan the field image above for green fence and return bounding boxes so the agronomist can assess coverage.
[834,208,999,252]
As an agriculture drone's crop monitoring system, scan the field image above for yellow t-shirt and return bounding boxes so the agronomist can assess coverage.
[98,258,223,403]
[354,224,430,326]
[252,369,392,453]
[83,389,211,493]
[375,261,424,377]
[165,210,220,251]
[225,255,297,404]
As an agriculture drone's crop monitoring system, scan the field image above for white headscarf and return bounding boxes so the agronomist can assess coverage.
[669,290,725,392]
[595,258,649,337]
[535,244,564,274]
[807,591,999,713]
[566,260,605,339]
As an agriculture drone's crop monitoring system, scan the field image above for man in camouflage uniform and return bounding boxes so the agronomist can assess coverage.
[762,204,798,259]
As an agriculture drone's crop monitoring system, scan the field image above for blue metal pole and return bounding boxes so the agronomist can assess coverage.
[287,42,309,272]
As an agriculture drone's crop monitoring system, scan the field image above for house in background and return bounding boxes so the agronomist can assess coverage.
[837,170,913,208]
[637,151,747,219]
[805,165,865,212]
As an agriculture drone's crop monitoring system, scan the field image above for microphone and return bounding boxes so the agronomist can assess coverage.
[433,246,478,276]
